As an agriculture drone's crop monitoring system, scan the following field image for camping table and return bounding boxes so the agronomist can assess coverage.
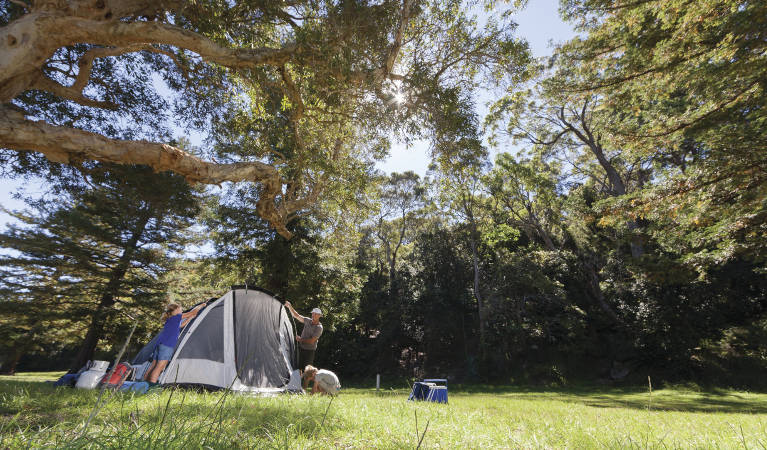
[408,378,448,404]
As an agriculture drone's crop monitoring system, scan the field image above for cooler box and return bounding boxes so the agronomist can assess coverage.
[408,378,448,404]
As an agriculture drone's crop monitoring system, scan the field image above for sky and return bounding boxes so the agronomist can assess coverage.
[378,0,576,175]
[0,0,575,228]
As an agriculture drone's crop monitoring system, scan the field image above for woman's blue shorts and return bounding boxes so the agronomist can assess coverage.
[151,343,174,362]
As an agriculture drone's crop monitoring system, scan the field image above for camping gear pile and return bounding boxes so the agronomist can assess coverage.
[54,360,143,391]
[55,286,301,395]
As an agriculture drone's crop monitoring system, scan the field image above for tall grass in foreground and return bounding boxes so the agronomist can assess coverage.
[2,373,767,448]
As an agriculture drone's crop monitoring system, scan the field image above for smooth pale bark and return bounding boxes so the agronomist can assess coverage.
[0,10,294,102]
[531,214,557,251]
[517,198,558,251]
[0,105,295,237]
[0,0,416,237]
[0,0,412,114]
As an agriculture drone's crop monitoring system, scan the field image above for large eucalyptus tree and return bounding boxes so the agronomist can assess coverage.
[0,0,530,237]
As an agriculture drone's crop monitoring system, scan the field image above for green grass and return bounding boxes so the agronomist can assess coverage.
[1,372,767,448]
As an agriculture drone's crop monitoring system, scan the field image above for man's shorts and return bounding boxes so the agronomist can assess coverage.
[298,348,315,371]
[151,343,174,362]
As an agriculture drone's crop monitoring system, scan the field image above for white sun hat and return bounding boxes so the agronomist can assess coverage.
[311,307,323,316]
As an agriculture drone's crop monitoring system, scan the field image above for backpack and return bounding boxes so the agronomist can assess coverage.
[100,362,132,388]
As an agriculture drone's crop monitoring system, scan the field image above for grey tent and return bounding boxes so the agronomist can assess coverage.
[133,286,299,393]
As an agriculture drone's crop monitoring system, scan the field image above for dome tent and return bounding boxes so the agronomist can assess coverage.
[133,286,299,393]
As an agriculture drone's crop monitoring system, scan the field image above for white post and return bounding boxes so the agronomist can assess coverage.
[376,374,380,391]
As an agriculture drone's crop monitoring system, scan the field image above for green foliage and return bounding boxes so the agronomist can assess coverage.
[556,0,767,269]
[488,154,563,250]
[1,0,765,388]
[481,223,519,249]
[0,165,201,372]
[471,0,767,385]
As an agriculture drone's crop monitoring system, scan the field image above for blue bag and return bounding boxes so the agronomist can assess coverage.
[54,373,80,387]
[119,381,150,394]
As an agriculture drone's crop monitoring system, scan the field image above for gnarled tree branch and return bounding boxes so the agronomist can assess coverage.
[0,0,424,238]
[0,105,297,238]
[31,72,117,109]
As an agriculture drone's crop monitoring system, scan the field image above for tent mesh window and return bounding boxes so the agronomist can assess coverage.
[234,291,291,387]
[176,302,225,362]
[176,305,203,349]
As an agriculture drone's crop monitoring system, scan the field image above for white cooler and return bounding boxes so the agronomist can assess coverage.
[75,360,109,389]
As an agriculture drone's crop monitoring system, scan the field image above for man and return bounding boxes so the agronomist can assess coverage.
[284,301,323,379]
[302,365,341,396]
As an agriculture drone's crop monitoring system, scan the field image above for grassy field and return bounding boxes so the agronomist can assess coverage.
[1,372,766,448]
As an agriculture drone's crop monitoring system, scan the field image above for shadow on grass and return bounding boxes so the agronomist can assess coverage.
[0,378,345,444]
[447,383,767,414]
[566,394,767,414]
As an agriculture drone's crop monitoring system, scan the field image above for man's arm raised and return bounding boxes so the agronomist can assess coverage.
[284,301,304,322]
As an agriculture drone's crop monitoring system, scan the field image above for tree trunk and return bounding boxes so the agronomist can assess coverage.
[466,217,487,354]
[70,213,150,371]
[388,246,397,290]
[470,237,486,339]
[0,347,25,375]
[390,215,407,286]
[520,201,557,252]
[531,215,557,251]
[583,260,623,326]
[538,226,557,252]
[587,142,644,258]
[71,304,112,372]
[0,0,417,240]
[627,221,644,258]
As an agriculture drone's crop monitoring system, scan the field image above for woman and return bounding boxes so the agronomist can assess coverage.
[145,302,205,383]
[302,365,341,395]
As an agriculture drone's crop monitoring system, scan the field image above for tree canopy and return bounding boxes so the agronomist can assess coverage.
[0,0,530,237]
[0,164,200,372]
[0,0,765,387]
